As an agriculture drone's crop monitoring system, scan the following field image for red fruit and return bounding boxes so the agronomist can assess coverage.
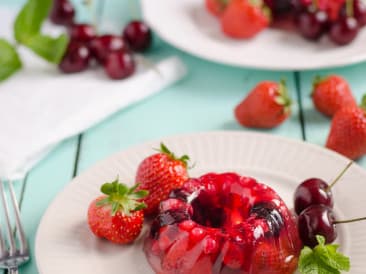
[312,75,356,117]
[90,35,129,64]
[221,0,271,39]
[136,143,190,215]
[205,0,230,16]
[326,96,366,160]
[144,173,301,274]
[69,24,96,44]
[104,50,135,80]
[87,179,148,244]
[234,80,292,128]
[329,16,359,45]
[59,41,91,73]
[123,21,152,52]
[49,0,75,26]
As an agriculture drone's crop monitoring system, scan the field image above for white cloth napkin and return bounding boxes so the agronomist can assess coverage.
[0,9,187,179]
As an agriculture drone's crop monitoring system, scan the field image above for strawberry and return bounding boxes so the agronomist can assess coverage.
[136,143,190,216]
[234,80,292,128]
[221,0,271,39]
[326,95,366,160]
[87,179,148,244]
[205,0,230,17]
[312,75,356,117]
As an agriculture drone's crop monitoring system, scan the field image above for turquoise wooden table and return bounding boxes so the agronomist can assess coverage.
[1,0,366,273]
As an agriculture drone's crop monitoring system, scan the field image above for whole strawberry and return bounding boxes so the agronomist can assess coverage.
[234,80,292,128]
[136,143,190,216]
[87,179,148,244]
[221,0,271,39]
[312,75,356,117]
[326,95,366,160]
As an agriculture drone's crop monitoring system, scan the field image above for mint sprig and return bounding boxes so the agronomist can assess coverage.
[1,0,68,82]
[0,39,22,81]
[299,235,350,274]
[14,0,68,63]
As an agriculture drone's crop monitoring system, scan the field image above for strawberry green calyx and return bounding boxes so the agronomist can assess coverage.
[159,143,190,167]
[274,79,292,113]
[97,179,148,216]
[311,75,325,96]
[361,94,366,111]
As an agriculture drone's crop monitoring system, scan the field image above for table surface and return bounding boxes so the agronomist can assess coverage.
[1,0,366,273]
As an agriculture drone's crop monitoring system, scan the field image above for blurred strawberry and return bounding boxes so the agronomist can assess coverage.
[221,0,271,39]
[312,75,356,117]
[234,80,292,128]
[326,95,366,160]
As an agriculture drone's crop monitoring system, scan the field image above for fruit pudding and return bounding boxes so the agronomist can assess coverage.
[144,172,301,274]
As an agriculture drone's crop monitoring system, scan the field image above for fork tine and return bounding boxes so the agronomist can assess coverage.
[8,180,28,253]
[0,179,16,256]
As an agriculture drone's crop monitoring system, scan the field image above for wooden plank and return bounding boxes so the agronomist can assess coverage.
[17,138,79,274]
[76,47,302,172]
[299,62,366,168]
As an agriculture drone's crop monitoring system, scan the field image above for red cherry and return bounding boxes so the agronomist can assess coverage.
[296,8,329,40]
[49,0,75,26]
[59,41,91,73]
[354,0,366,26]
[69,24,96,44]
[90,35,129,64]
[329,16,359,45]
[104,50,135,80]
[123,21,152,52]
[298,205,337,247]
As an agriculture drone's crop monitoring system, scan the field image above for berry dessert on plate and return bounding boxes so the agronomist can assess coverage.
[144,172,301,274]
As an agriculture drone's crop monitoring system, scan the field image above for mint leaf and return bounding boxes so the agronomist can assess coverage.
[14,0,52,43]
[24,33,68,64]
[299,235,350,274]
[0,39,22,82]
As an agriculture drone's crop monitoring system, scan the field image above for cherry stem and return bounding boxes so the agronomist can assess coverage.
[327,161,353,191]
[346,0,354,17]
[334,217,366,224]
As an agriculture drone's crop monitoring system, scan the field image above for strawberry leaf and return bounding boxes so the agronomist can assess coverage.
[299,235,350,274]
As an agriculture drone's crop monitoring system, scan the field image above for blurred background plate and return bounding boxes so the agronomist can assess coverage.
[141,0,366,71]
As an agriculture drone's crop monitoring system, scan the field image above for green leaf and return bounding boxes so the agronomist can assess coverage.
[0,39,22,81]
[298,235,350,274]
[23,33,68,64]
[101,183,114,195]
[117,183,128,196]
[14,0,53,43]
[130,190,149,199]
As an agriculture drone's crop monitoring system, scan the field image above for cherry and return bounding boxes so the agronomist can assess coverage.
[104,50,135,80]
[296,8,329,40]
[353,0,366,26]
[298,205,337,247]
[298,205,366,248]
[69,24,96,44]
[123,21,152,52]
[90,35,129,64]
[294,161,353,215]
[340,0,366,26]
[49,0,75,26]
[59,41,91,73]
[329,16,359,45]
[264,0,292,15]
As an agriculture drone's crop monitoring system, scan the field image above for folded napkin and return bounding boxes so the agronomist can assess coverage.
[0,9,187,179]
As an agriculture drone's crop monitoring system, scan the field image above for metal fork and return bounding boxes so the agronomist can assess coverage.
[0,179,30,274]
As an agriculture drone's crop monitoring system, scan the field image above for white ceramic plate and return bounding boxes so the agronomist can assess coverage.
[141,0,366,70]
[35,131,366,274]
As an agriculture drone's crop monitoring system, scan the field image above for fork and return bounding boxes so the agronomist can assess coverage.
[0,179,30,274]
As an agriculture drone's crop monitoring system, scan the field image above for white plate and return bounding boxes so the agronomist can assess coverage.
[141,0,366,70]
[35,131,366,274]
